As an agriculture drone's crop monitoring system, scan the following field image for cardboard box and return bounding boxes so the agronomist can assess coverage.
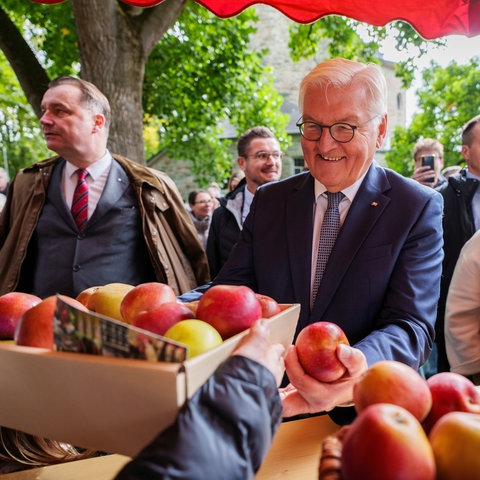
[0,304,300,457]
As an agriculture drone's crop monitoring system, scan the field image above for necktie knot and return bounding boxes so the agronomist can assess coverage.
[76,168,89,182]
[326,191,344,209]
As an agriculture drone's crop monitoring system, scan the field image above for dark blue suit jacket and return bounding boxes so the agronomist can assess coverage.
[215,162,444,371]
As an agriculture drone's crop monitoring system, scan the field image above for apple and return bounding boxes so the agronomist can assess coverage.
[341,403,436,480]
[132,301,195,336]
[353,360,432,422]
[256,293,281,318]
[76,286,100,310]
[429,411,480,480]
[88,283,135,321]
[0,292,42,339]
[422,371,480,434]
[295,321,349,382]
[196,284,262,339]
[120,282,176,324]
[163,319,223,358]
[181,300,199,317]
[14,295,87,349]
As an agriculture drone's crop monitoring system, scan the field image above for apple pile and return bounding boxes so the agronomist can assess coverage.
[1,283,282,360]
[339,361,480,480]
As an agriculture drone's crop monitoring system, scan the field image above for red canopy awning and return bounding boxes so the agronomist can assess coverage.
[32,0,480,39]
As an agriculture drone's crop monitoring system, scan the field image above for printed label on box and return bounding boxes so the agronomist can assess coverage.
[53,296,188,363]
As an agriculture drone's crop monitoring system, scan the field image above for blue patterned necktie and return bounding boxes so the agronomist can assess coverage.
[312,191,344,305]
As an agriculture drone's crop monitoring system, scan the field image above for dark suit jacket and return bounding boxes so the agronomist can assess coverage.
[215,162,444,372]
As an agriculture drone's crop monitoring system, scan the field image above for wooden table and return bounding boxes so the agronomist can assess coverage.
[1,415,339,479]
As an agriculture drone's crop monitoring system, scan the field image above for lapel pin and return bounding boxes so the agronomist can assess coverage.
[370,201,378,207]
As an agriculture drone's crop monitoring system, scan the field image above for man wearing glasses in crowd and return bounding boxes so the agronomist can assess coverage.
[187,58,443,426]
[206,126,283,277]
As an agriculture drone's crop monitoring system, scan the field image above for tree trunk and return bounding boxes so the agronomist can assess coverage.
[71,0,186,164]
[0,5,50,118]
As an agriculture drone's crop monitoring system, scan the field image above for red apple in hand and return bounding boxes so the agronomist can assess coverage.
[353,360,432,422]
[422,371,480,434]
[120,282,176,324]
[196,285,262,339]
[14,295,87,349]
[256,294,281,318]
[132,301,195,336]
[295,321,349,382]
[341,403,436,480]
[0,292,41,339]
[429,411,480,480]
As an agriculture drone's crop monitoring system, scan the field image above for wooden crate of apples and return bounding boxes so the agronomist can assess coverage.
[293,322,480,480]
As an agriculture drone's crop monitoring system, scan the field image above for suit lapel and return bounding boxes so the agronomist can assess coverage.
[286,173,316,309]
[312,163,391,318]
[88,160,131,227]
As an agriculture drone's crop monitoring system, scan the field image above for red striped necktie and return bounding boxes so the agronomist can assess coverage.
[71,169,89,230]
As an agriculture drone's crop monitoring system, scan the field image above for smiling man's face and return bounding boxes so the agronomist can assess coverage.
[301,83,387,192]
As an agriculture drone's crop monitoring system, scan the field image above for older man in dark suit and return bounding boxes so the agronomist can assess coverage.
[184,58,443,423]
[0,76,209,298]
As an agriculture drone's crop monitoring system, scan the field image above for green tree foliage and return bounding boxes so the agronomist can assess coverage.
[385,58,480,176]
[143,3,289,184]
[288,18,444,88]
[0,0,288,186]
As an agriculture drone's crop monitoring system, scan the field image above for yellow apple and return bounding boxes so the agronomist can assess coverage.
[163,319,223,358]
[429,411,480,480]
[88,283,134,321]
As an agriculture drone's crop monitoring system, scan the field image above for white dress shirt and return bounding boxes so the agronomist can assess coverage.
[63,151,113,220]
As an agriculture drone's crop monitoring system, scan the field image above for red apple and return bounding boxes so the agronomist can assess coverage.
[76,286,100,310]
[256,293,281,318]
[429,411,480,480]
[181,300,199,317]
[353,360,432,422]
[341,403,436,480]
[14,295,87,349]
[0,292,41,339]
[295,321,349,383]
[132,301,195,336]
[422,371,480,434]
[120,282,176,324]
[196,285,262,339]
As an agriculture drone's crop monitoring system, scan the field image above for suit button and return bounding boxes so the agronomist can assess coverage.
[73,265,80,272]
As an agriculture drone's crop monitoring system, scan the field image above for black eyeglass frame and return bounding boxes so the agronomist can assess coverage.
[296,115,380,143]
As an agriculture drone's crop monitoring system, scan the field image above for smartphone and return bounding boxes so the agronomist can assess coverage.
[421,155,436,183]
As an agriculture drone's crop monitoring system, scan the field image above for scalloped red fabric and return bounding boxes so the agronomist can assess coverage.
[31,0,480,39]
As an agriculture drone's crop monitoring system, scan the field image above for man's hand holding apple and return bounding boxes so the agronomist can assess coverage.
[281,343,368,417]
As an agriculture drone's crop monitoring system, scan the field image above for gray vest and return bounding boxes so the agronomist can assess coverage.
[23,160,156,298]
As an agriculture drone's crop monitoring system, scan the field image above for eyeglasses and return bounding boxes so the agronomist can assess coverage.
[296,116,379,143]
[247,151,284,161]
[194,199,213,205]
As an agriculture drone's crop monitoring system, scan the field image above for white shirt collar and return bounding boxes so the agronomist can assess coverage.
[65,150,113,181]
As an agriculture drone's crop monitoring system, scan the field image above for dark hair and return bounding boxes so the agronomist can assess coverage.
[188,189,210,205]
[462,115,480,147]
[237,126,277,158]
[48,76,111,131]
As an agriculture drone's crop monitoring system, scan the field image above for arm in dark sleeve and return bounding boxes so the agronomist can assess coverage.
[115,355,282,480]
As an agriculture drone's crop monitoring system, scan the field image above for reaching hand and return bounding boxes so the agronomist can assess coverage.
[232,319,286,386]
[280,343,367,417]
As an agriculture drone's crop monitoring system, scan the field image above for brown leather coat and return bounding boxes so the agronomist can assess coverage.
[0,154,209,296]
